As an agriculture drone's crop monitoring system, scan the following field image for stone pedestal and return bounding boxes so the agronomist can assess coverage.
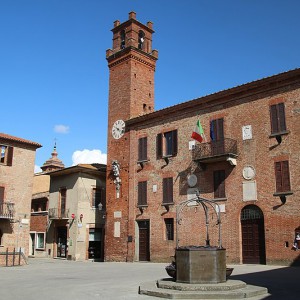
[176,246,226,284]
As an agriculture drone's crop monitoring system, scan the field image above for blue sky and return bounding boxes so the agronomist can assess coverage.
[1,1,299,172]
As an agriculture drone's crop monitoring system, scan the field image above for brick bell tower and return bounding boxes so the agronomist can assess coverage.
[105,12,158,261]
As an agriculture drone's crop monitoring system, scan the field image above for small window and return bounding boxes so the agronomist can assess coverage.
[157,130,178,159]
[163,177,173,204]
[138,137,147,162]
[165,218,174,240]
[0,145,13,166]
[92,188,104,209]
[270,103,287,135]
[213,170,225,198]
[36,232,45,249]
[31,199,47,212]
[275,161,291,193]
[138,181,147,207]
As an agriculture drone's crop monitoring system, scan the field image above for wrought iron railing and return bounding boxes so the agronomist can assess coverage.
[48,208,70,219]
[0,202,15,220]
[192,138,238,161]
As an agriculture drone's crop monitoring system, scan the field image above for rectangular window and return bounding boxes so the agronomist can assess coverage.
[157,130,178,159]
[163,177,173,204]
[92,188,104,209]
[275,161,291,193]
[138,181,147,206]
[213,170,225,198]
[270,103,287,134]
[0,186,4,202]
[60,188,67,217]
[165,218,174,241]
[31,199,47,212]
[36,232,45,249]
[0,145,13,166]
[138,137,147,162]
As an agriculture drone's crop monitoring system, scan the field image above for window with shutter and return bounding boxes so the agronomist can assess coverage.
[275,161,291,193]
[0,187,4,202]
[164,218,174,240]
[156,130,178,159]
[59,188,67,218]
[92,188,104,209]
[163,177,173,204]
[0,145,13,166]
[270,103,287,135]
[138,137,148,162]
[213,170,226,199]
[138,181,147,206]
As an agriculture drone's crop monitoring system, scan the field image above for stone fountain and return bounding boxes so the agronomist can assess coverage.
[139,193,269,299]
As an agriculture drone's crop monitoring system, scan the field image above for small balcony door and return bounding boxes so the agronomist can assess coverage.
[210,118,225,155]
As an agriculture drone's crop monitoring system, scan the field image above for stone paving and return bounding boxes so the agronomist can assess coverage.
[0,258,299,300]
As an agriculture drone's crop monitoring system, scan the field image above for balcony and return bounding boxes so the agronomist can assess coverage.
[192,138,238,165]
[0,202,15,220]
[48,208,70,219]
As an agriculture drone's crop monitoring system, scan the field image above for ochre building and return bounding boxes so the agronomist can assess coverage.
[104,12,300,266]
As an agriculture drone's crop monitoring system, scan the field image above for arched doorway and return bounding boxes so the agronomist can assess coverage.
[241,205,266,264]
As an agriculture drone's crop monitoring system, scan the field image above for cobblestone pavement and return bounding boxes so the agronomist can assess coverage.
[0,258,299,300]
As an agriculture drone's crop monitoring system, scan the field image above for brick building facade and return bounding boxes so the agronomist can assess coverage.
[0,133,41,265]
[105,12,300,265]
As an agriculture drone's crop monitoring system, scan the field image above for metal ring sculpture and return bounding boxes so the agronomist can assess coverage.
[176,192,223,249]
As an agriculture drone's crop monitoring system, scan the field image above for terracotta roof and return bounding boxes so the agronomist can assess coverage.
[48,163,106,177]
[0,133,42,148]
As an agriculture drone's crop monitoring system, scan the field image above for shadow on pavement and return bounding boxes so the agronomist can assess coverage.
[231,266,300,299]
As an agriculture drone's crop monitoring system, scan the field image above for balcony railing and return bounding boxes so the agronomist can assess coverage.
[192,138,238,163]
[48,208,70,219]
[0,202,15,220]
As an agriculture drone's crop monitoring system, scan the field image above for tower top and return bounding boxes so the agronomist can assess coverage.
[106,12,158,60]
[41,142,65,173]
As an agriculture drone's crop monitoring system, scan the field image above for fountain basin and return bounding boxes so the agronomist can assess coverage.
[176,246,226,284]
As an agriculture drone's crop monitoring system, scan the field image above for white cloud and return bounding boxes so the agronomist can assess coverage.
[72,149,107,166]
[54,124,70,134]
[34,165,42,173]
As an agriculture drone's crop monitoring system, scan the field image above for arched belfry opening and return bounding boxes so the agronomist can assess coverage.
[241,205,266,264]
[138,30,145,50]
[120,30,125,49]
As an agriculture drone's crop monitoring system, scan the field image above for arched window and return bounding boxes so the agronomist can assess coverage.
[241,205,264,221]
[138,30,145,50]
[120,30,126,49]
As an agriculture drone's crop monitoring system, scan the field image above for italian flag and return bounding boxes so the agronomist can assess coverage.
[191,120,205,143]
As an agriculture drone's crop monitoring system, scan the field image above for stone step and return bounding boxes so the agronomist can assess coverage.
[139,280,269,299]
[157,279,247,291]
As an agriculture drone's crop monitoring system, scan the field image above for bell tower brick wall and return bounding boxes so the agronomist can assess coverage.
[105,12,158,261]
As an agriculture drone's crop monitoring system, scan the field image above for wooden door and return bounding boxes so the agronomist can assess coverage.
[138,221,150,261]
[241,205,266,264]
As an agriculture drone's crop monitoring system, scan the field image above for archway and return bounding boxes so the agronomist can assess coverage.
[241,205,266,264]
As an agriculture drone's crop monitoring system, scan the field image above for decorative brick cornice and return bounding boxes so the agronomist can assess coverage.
[107,47,157,70]
[126,68,300,128]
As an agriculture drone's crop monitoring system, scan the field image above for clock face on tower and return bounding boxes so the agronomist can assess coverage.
[112,119,125,139]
